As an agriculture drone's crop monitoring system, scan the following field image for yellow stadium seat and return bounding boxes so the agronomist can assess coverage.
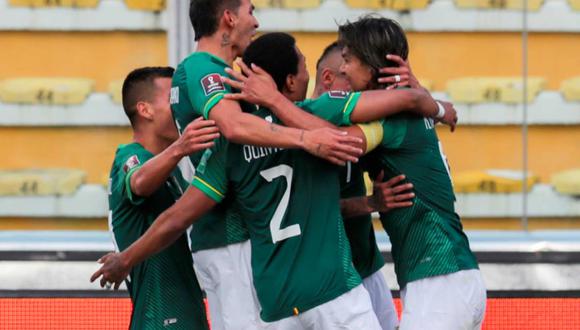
[418,78,434,91]
[281,0,321,9]
[454,0,543,10]
[552,169,580,195]
[453,170,539,193]
[446,77,544,104]
[561,77,580,101]
[495,77,545,104]
[9,0,99,7]
[0,169,86,196]
[253,0,271,8]
[108,80,123,104]
[0,78,94,105]
[446,78,497,104]
[0,78,93,105]
[124,0,165,11]
[345,0,429,10]
[569,0,580,10]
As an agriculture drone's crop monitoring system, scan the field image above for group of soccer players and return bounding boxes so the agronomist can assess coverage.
[91,0,487,329]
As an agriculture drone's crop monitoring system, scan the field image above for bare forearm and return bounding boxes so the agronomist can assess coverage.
[121,188,215,268]
[268,93,336,130]
[340,196,374,218]
[351,89,438,123]
[130,144,183,197]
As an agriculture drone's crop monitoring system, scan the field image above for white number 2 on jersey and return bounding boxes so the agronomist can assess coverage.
[260,165,301,244]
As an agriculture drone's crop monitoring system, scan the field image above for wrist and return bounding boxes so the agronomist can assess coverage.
[435,101,445,119]
[365,196,377,213]
[267,91,289,112]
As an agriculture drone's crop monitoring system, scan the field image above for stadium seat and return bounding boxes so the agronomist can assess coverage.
[453,170,539,193]
[0,78,94,105]
[419,78,434,91]
[124,0,166,11]
[495,77,545,104]
[569,0,580,10]
[446,77,545,104]
[281,0,321,9]
[8,0,99,7]
[454,0,543,10]
[253,0,271,8]
[446,78,496,104]
[0,169,86,196]
[561,77,580,101]
[108,80,123,104]
[345,0,429,10]
[552,169,580,195]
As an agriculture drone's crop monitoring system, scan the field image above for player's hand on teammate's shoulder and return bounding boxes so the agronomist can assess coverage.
[377,54,421,90]
[174,117,220,157]
[222,60,280,108]
[302,127,363,166]
[369,171,415,213]
[90,252,130,291]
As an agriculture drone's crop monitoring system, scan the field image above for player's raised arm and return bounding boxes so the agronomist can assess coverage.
[90,187,218,289]
[129,118,219,197]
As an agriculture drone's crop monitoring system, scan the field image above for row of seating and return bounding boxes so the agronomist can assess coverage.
[0,169,85,196]
[8,0,165,11]
[1,77,579,105]
[0,168,577,196]
[8,0,580,11]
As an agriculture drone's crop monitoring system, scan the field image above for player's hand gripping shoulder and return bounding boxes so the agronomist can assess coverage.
[90,252,130,290]
[221,60,280,109]
[369,171,415,213]
[173,117,220,157]
[376,54,458,132]
[302,127,363,166]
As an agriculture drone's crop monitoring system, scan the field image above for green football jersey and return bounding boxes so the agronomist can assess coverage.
[191,108,361,322]
[171,51,254,252]
[108,143,208,330]
[297,91,384,279]
[364,114,479,288]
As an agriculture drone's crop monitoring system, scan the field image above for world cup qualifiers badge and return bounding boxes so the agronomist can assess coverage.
[201,73,226,96]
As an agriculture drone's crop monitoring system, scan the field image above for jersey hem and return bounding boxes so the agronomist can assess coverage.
[191,176,224,203]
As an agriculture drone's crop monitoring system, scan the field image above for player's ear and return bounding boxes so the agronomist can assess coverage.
[322,68,334,89]
[135,101,153,121]
[222,8,237,28]
[285,74,296,93]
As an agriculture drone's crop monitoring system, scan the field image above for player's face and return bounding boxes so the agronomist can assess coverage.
[293,46,310,101]
[151,77,179,141]
[326,52,351,92]
[340,46,373,92]
[232,0,259,55]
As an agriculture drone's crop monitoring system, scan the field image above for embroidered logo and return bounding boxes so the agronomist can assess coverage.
[201,73,226,96]
[170,87,179,105]
[328,90,349,99]
[122,155,140,173]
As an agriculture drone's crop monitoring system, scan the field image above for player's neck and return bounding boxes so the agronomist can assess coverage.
[197,35,238,66]
[132,131,172,156]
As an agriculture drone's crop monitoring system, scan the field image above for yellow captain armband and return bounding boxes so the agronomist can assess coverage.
[356,121,384,153]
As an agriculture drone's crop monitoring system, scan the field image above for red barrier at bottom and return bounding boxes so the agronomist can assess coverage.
[1,298,579,329]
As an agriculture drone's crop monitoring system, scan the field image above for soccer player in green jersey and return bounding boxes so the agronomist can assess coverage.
[313,41,399,330]
[172,1,365,328]
[338,17,487,329]
[108,67,218,329]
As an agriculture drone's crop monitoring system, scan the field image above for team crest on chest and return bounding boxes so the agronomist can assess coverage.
[123,155,140,173]
[201,73,226,96]
[328,90,349,99]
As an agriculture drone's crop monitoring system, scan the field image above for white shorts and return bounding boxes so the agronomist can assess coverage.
[363,270,399,330]
[264,284,382,330]
[192,240,262,330]
[400,269,487,330]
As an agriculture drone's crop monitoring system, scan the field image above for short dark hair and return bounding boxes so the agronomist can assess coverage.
[242,32,299,92]
[189,0,241,41]
[316,41,342,70]
[338,15,408,87]
[121,66,174,125]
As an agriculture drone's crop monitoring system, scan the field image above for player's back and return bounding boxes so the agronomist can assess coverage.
[198,108,362,322]
[367,113,478,288]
